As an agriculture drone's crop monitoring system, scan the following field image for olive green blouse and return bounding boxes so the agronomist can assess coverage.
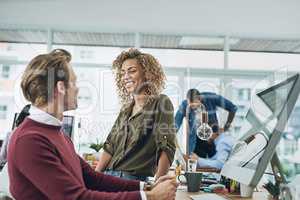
[103,94,176,177]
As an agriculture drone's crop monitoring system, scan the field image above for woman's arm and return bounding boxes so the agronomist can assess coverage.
[154,95,177,179]
[95,151,112,172]
[155,151,171,180]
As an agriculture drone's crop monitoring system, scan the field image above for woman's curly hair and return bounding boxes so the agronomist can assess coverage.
[112,48,166,106]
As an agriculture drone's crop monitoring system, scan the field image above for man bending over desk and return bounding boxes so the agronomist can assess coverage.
[187,130,235,170]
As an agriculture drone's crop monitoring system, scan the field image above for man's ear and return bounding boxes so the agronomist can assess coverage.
[55,81,66,96]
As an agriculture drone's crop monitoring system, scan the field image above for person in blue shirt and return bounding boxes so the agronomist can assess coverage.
[175,89,237,159]
[190,131,235,169]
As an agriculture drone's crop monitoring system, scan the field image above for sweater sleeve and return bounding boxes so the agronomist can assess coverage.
[80,157,141,192]
[14,134,141,200]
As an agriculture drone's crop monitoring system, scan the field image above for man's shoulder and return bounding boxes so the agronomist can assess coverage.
[200,92,217,97]
[11,119,55,145]
[8,122,53,162]
[200,92,216,95]
[11,126,49,145]
[180,99,188,106]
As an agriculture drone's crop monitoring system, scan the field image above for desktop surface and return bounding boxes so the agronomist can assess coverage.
[176,187,269,200]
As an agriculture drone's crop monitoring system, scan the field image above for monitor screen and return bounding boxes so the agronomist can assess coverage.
[62,115,75,139]
[221,73,300,187]
[257,75,297,118]
[11,113,19,130]
[11,111,75,141]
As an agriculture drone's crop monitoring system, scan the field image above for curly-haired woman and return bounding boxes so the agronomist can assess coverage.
[95,49,176,181]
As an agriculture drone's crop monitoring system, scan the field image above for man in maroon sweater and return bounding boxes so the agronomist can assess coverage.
[7,49,177,200]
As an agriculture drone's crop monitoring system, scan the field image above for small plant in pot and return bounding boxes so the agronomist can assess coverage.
[89,139,104,152]
[263,181,280,200]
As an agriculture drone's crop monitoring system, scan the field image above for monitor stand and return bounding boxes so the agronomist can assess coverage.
[239,109,287,186]
[270,152,287,184]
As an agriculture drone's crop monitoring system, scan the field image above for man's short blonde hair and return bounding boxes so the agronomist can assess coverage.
[21,49,72,106]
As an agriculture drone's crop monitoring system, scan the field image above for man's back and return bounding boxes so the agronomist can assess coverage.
[8,118,84,199]
[195,133,235,169]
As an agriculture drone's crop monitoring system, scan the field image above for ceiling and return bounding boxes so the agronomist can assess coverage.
[1,0,300,53]
[1,29,300,53]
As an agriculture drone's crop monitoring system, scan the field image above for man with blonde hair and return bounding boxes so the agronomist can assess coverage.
[7,49,177,200]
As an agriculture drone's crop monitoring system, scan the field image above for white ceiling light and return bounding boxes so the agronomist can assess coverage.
[179,36,240,46]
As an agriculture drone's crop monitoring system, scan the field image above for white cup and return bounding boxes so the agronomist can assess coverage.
[187,159,197,172]
[240,183,254,198]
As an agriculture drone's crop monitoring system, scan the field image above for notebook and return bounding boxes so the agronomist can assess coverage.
[190,193,227,200]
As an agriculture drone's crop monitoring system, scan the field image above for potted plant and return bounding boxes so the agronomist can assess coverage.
[263,181,280,200]
[89,139,104,153]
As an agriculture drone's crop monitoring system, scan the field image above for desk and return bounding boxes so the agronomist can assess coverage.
[176,188,270,200]
[197,167,221,173]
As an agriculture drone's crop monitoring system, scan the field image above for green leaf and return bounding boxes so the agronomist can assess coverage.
[89,142,104,152]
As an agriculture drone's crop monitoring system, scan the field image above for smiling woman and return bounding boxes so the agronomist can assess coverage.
[96,48,176,181]
[112,48,166,106]
[121,59,145,96]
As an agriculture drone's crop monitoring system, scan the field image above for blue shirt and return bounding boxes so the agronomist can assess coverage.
[197,133,235,169]
[175,92,237,154]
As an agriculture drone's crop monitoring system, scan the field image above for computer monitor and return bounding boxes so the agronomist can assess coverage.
[62,115,75,140]
[11,113,19,130]
[11,113,75,141]
[221,73,300,188]
[11,113,74,140]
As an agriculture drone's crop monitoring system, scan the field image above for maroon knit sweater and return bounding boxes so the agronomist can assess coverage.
[7,118,141,200]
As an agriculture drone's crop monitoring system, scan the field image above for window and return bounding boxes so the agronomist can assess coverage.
[231,79,270,138]
[0,42,46,61]
[229,51,300,71]
[278,97,300,180]
[142,48,224,69]
[0,42,46,136]
[53,45,123,64]
[163,75,181,109]
[79,50,95,60]
[69,66,120,153]
[0,105,7,119]
[237,88,251,101]
[187,77,221,94]
[1,65,10,78]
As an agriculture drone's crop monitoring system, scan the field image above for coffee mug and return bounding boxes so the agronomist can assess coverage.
[240,183,254,198]
[178,172,202,192]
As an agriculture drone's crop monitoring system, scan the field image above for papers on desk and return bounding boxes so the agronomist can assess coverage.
[190,193,227,200]
[177,185,187,191]
[175,148,186,170]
